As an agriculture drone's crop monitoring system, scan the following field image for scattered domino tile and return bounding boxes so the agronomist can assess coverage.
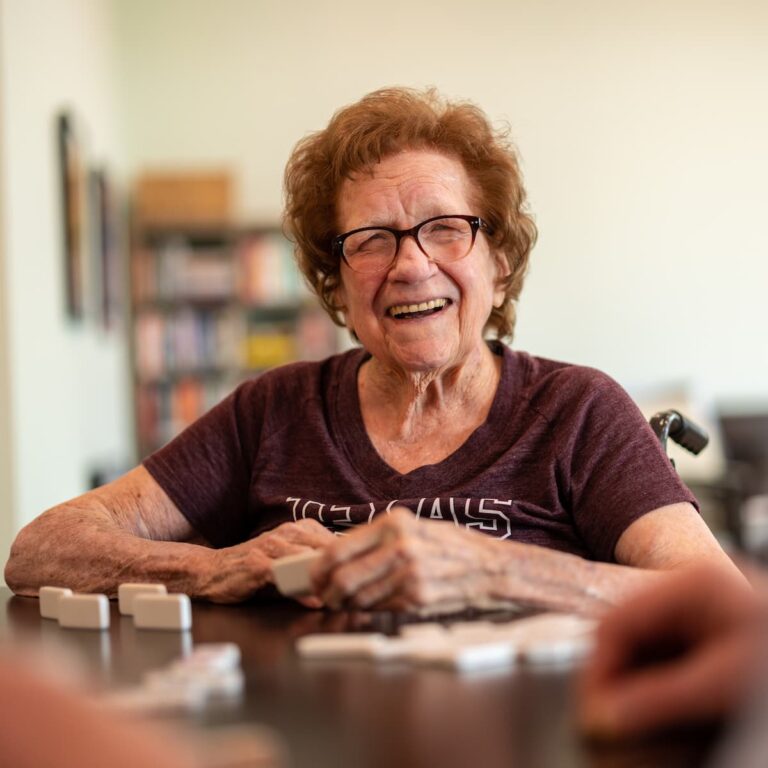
[103,684,207,714]
[176,642,242,673]
[117,583,167,615]
[58,593,110,630]
[39,586,73,620]
[399,622,447,639]
[415,640,518,672]
[511,613,595,665]
[377,635,451,661]
[296,633,390,659]
[295,612,596,673]
[133,593,192,631]
[144,666,245,699]
[271,551,322,597]
[521,635,593,665]
[103,641,246,715]
[446,621,500,641]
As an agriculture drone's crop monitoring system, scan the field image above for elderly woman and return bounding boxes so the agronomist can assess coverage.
[5,88,738,614]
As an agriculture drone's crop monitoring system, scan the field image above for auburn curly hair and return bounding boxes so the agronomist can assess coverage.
[283,87,537,339]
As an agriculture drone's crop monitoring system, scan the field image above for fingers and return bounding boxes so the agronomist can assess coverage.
[324,507,415,565]
[310,509,488,611]
[585,565,754,685]
[578,565,762,739]
[317,538,407,609]
[253,519,335,560]
[580,631,755,738]
[276,518,336,547]
[310,507,415,595]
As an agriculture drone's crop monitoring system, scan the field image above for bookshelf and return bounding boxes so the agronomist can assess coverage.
[130,223,339,458]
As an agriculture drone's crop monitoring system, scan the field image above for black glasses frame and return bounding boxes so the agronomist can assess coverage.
[332,214,494,273]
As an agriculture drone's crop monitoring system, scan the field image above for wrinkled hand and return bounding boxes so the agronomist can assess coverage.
[211,519,335,605]
[578,564,762,739]
[309,507,494,612]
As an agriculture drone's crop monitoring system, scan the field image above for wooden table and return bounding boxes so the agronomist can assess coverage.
[0,588,718,768]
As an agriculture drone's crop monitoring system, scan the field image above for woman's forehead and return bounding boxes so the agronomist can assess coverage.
[337,150,475,224]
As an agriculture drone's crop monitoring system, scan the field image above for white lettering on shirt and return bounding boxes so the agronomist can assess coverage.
[466,498,513,540]
[284,496,513,539]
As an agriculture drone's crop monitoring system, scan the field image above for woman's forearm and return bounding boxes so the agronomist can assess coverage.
[480,539,662,616]
[4,504,270,602]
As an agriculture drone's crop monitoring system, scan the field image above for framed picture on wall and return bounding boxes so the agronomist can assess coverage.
[89,168,121,331]
[57,111,85,320]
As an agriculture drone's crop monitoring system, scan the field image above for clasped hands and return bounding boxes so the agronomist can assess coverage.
[260,506,497,612]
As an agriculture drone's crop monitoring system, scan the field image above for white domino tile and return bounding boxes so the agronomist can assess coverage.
[416,640,518,672]
[39,586,73,620]
[105,645,245,715]
[58,594,110,630]
[118,583,167,615]
[377,635,450,661]
[146,666,246,700]
[522,635,593,665]
[296,633,390,659]
[294,612,596,673]
[177,643,242,673]
[271,551,322,597]
[103,684,207,714]
[399,623,447,639]
[133,593,192,631]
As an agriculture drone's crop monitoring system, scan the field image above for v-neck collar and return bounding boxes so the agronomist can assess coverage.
[332,341,522,499]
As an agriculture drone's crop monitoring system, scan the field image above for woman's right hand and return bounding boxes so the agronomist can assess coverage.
[208,519,335,605]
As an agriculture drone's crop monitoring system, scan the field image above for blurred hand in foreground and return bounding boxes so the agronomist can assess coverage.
[578,564,763,739]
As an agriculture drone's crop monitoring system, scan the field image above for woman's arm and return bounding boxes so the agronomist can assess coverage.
[310,504,745,615]
[4,466,334,603]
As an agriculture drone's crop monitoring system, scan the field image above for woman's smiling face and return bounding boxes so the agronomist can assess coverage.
[335,149,506,375]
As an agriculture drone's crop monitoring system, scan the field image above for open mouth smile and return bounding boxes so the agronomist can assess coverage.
[387,298,451,320]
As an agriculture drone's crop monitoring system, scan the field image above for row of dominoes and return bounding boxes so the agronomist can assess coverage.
[102,642,244,715]
[39,583,191,631]
[296,612,596,673]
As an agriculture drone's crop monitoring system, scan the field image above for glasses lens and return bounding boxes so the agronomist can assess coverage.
[419,217,474,262]
[342,229,396,273]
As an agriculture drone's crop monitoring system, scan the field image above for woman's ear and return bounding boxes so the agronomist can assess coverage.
[493,251,511,308]
[333,282,349,327]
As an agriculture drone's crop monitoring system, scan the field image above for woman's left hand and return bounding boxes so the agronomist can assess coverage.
[309,507,499,612]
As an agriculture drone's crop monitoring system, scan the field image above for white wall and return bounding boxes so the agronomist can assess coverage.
[112,0,768,408]
[0,0,133,569]
[0,27,13,561]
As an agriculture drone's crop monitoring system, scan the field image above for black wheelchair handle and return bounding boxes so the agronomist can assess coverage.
[650,410,709,456]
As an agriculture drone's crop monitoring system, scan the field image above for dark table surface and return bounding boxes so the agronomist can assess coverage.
[0,588,719,768]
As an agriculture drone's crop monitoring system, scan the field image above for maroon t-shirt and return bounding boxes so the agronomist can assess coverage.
[143,342,696,562]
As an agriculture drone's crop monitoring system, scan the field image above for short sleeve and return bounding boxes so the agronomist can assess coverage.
[143,381,262,547]
[559,370,698,562]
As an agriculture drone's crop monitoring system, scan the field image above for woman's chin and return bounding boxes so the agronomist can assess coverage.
[379,341,461,376]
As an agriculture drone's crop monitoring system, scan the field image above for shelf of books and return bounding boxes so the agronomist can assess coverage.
[131,225,339,458]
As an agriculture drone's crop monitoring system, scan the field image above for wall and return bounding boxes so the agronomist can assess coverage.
[0,16,12,562]
[112,0,768,410]
[0,0,132,571]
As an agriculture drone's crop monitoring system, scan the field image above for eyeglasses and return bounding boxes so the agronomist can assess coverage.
[333,215,493,274]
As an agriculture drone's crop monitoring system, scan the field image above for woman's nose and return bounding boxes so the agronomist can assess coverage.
[387,235,436,280]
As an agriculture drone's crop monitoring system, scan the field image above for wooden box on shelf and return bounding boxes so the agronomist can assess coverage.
[134,171,233,227]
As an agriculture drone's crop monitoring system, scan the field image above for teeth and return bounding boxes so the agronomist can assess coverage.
[389,298,447,317]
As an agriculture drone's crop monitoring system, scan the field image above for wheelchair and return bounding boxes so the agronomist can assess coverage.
[649,410,709,467]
